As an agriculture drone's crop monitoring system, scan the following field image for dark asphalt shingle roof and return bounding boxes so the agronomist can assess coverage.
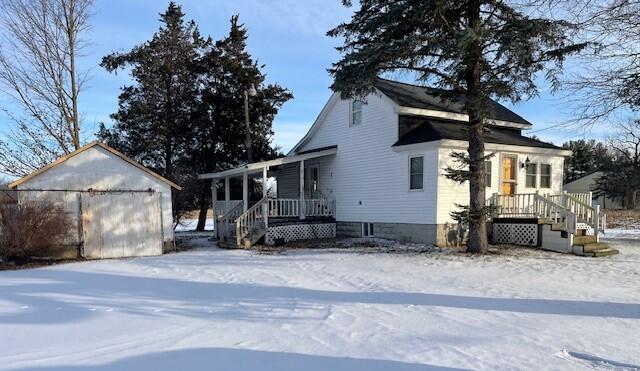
[393,116,562,149]
[375,79,532,127]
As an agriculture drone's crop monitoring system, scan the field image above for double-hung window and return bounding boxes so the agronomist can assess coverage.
[540,164,552,188]
[409,156,424,191]
[526,163,538,188]
[351,100,363,126]
[485,161,492,188]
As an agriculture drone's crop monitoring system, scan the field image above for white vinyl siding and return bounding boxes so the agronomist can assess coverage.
[297,92,438,225]
[437,147,564,224]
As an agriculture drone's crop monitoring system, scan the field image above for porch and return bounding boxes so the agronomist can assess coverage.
[487,191,617,256]
[198,146,337,248]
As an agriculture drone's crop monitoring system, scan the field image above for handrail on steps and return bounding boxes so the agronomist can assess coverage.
[235,196,268,247]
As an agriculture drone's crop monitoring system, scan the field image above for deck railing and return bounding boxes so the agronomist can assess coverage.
[267,198,335,218]
[488,191,600,235]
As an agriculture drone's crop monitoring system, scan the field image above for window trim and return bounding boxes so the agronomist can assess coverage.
[540,163,552,189]
[485,160,492,188]
[408,155,424,192]
[350,99,363,126]
[525,162,538,188]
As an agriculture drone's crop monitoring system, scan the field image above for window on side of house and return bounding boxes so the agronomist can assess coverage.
[525,162,538,188]
[351,99,363,126]
[485,161,492,188]
[540,164,552,188]
[362,222,374,237]
[409,156,424,191]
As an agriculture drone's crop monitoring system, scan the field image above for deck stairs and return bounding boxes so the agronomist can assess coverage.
[490,192,618,257]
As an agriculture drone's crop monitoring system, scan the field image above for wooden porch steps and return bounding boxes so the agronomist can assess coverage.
[573,241,619,257]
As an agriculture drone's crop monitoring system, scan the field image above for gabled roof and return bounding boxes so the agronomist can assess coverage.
[9,141,182,190]
[393,116,561,150]
[375,78,532,127]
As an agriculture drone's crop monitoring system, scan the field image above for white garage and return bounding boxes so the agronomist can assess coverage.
[8,142,181,259]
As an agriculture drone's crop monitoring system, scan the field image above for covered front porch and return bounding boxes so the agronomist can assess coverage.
[198,146,337,248]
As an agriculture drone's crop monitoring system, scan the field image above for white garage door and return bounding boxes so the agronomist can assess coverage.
[81,192,163,259]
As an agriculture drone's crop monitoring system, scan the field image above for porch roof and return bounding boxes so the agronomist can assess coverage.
[198,145,337,180]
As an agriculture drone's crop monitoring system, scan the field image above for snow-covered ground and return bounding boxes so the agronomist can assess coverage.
[0,231,639,370]
[174,218,214,232]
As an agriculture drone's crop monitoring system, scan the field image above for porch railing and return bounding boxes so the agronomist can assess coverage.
[216,201,243,240]
[236,196,268,246]
[488,191,600,235]
[267,198,335,218]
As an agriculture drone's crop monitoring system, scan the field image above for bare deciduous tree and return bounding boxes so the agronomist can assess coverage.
[562,0,640,126]
[0,0,92,177]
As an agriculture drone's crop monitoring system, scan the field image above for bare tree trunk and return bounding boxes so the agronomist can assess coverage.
[196,182,210,232]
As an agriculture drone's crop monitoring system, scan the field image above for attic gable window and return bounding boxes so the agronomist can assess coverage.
[351,99,363,126]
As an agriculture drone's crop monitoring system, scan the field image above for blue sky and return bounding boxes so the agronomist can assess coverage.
[3,0,608,153]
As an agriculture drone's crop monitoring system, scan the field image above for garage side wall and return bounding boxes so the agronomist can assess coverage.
[15,146,175,243]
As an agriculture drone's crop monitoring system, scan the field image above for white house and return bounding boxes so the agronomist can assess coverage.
[201,79,615,257]
[9,142,181,259]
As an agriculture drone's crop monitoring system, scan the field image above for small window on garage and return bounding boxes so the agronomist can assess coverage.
[362,222,374,237]
[409,156,424,191]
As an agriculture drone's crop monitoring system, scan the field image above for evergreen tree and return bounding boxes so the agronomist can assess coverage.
[98,4,291,229]
[189,15,292,230]
[328,0,584,253]
[563,139,613,183]
[98,2,206,179]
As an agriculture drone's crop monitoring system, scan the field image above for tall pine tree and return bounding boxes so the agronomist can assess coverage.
[328,0,585,253]
[98,2,206,178]
[99,4,291,229]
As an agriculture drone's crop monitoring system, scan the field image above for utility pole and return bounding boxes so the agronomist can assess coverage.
[244,84,257,163]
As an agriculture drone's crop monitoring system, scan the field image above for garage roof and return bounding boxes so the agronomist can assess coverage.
[9,142,182,190]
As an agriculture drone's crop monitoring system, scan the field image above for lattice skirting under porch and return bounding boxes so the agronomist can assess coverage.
[576,222,595,236]
[492,223,538,246]
[266,223,336,245]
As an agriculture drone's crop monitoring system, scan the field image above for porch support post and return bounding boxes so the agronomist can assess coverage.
[263,166,268,229]
[243,172,249,212]
[224,176,230,212]
[212,179,218,238]
[299,160,305,220]
[224,176,230,239]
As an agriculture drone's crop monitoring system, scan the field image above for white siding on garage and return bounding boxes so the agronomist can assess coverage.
[436,146,565,224]
[297,92,439,224]
[16,146,175,242]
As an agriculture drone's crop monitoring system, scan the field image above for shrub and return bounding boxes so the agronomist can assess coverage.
[0,201,73,262]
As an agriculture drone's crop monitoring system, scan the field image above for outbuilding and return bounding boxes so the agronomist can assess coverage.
[8,142,181,259]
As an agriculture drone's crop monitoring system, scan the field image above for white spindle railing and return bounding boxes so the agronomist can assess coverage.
[268,198,300,217]
[235,197,268,246]
[490,193,538,217]
[303,199,336,217]
[488,191,601,236]
[267,198,335,218]
[217,201,244,240]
